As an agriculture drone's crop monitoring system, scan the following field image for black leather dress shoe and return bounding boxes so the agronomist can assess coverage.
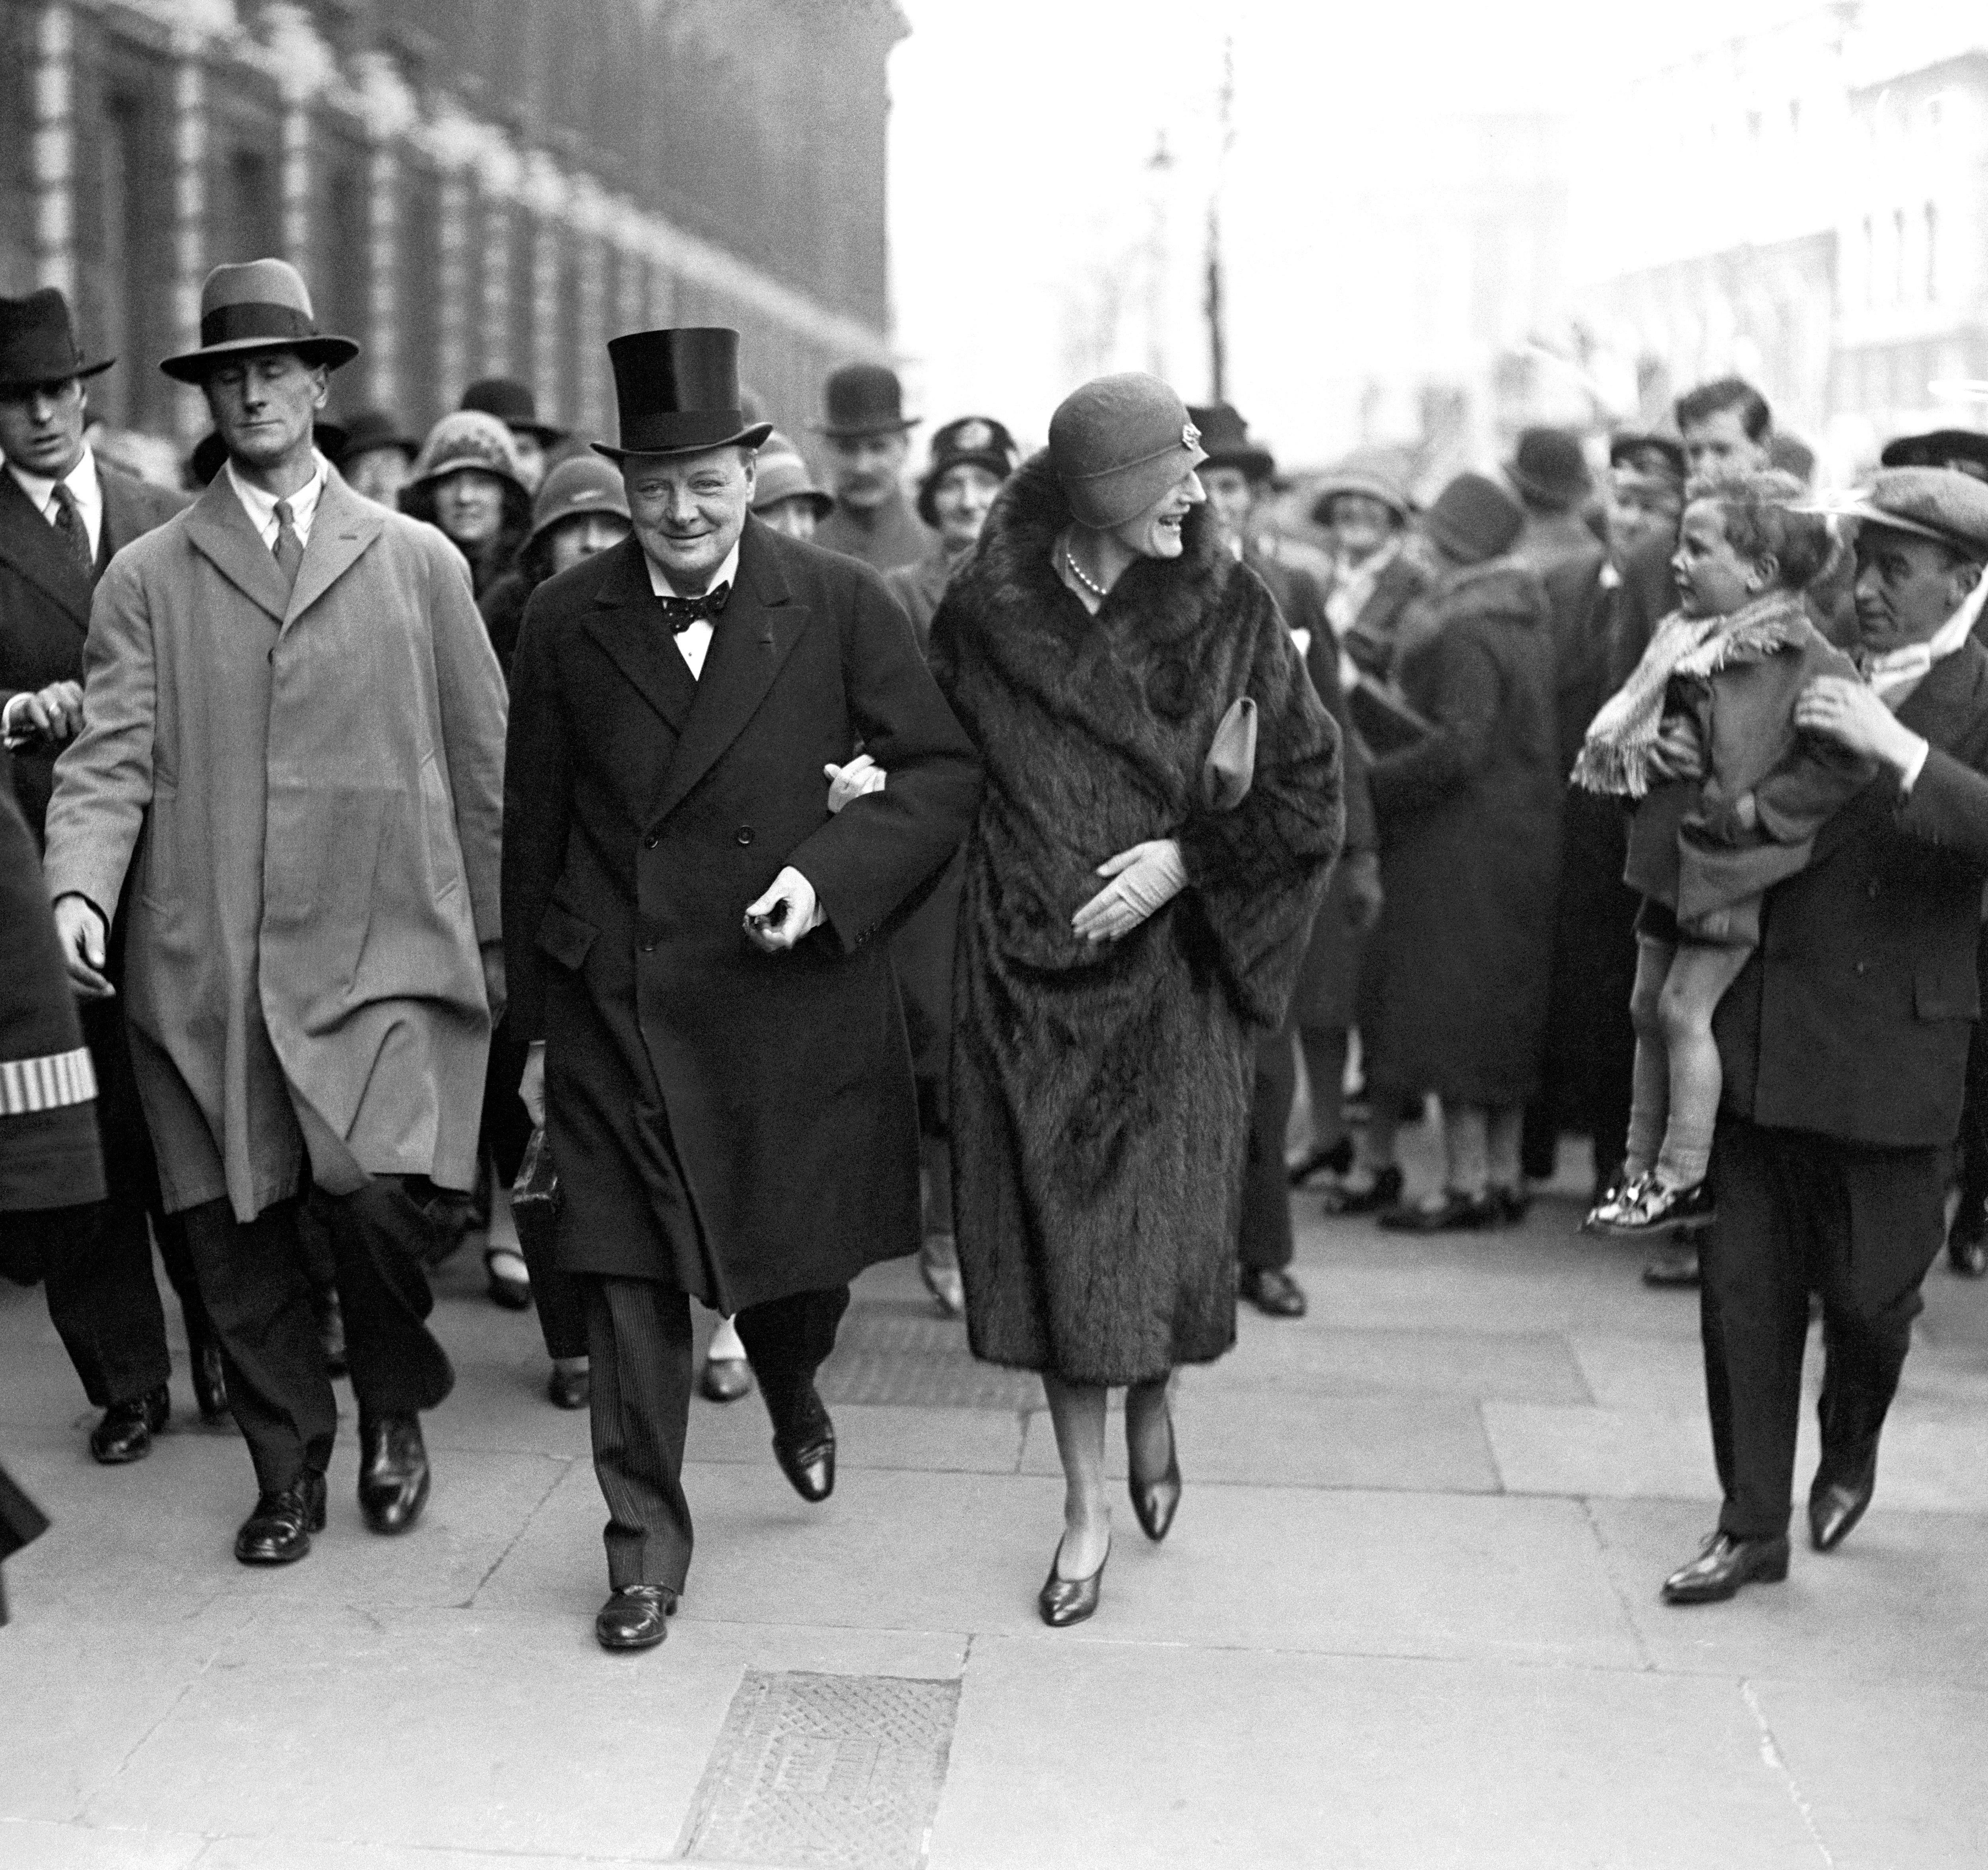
[767,1383,836,1503]
[1809,1460,1877,1552]
[1660,1531,1790,1604]
[546,1364,591,1411]
[1378,1189,1502,1233]
[235,1470,328,1565]
[596,1583,678,1651]
[1039,1538,1109,1627]
[1287,1138,1354,1188]
[188,1327,229,1422]
[1128,1421,1181,1544]
[1239,1266,1307,1318]
[89,1385,169,1464]
[357,1414,431,1534]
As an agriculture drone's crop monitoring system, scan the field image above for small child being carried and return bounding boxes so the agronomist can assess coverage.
[1573,469,1871,1236]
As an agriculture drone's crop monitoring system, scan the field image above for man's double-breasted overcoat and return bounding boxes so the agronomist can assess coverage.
[502,520,981,1313]
[43,470,508,1221]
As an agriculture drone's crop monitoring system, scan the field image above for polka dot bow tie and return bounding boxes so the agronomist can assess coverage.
[656,582,732,631]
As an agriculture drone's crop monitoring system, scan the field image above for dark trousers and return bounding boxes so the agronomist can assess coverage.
[1237,1030,1295,1273]
[483,1018,586,1361]
[584,1276,849,1592]
[1954,924,1988,1219]
[1,998,210,1408]
[182,1177,456,1496]
[1703,1117,1947,1540]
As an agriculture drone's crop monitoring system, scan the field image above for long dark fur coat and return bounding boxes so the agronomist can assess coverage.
[928,454,1343,1383]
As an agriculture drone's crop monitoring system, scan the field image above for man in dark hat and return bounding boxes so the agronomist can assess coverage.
[44,258,508,1569]
[1881,427,1988,484]
[461,377,566,493]
[333,408,420,507]
[0,285,220,1466]
[1661,467,1988,1604]
[1191,403,1378,1317]
[810,361,938,573]
[504,326,980,1653]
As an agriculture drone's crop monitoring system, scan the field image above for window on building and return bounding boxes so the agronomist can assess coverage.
[1894,207,1908,305]
[1926,201,1939,302]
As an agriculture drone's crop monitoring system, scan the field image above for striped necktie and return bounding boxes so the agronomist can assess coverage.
[50,481,93,579]
[272,498,304,588]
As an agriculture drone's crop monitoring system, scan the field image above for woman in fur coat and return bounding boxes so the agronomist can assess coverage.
[929,375,1342,1627]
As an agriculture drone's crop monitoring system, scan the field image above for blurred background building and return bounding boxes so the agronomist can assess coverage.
[0,0,901,459]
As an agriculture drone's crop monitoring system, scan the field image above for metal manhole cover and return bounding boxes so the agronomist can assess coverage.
[678,1670,961,1868]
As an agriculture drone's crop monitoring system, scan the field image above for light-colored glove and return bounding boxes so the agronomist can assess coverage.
[52,894,115,1000]
[743,866,825,952]
[825,753,886,814]
[519,1041,546,1128]
[1072,839,1187,944]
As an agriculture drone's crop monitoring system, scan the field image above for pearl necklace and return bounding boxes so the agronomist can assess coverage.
[1062,545,1110,599]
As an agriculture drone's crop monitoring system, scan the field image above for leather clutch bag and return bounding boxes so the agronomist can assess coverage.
[511,1127,562,1259]
[1201,697,1258,812]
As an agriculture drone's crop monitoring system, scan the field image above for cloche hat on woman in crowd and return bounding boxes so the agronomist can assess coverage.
[1424,472,1526,565]
[1309,460,1413,528]
[1187,403,1275,484]
[522,454,631,558]
[811,361,918,439]
[159,259,358,383]
[404,409,532,503]
[1048,373,1207,530]
[592,327,773,462]
[915,416,1019,527]
[1503,425,1592,511]
[751,431,833,520]
[0,287,114,388]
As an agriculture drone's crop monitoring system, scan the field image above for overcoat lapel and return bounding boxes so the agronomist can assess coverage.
[283,471,384,631]
[0,470,90,626]
[650,519,810,827]
[580,538,698,734]
[184,475,291,624]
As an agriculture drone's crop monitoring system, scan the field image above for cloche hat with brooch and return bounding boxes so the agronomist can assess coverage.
[1049,374,1207,530]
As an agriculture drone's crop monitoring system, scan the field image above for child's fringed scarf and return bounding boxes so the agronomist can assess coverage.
[1572,588,1812,798]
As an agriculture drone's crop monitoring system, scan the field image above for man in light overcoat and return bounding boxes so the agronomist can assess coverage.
[43,260,507,1567]
[504,328,980,1652]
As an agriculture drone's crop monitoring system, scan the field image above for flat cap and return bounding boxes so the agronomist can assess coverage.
[1829,467,1988,557]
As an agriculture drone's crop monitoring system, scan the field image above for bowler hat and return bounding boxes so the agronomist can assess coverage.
[461,377,566,445]
[1187,403,1275,483]
[333,408,419,467]
[1504,426,1591,511]
[1049,373,1207,530]
[160,259,358,383]
[0,287,113,389]
[751,431,833,520]
[1825,468,1988,558]
[592,328,773,462]
[916,415,1019,527]
[1424,472,1524,565]
[811,361,917,439]
[1880,428,1988,484]
[523,454,631,556]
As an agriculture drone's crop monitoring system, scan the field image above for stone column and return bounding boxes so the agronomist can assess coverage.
[29,0,76,299]
[168,31,212,443]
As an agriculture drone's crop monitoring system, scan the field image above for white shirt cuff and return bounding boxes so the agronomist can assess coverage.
[1898,734,1932,795]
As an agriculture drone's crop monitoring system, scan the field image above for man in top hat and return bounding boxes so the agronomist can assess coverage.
[461,377,566,494]
[1660,467,1988,1604]
[43,258,508,1568]
[503,326,979,1652]
[1191,404,1379,1317]
[0,285,221,1468]
[810,361,938,573]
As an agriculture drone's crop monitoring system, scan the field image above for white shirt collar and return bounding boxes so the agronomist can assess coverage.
[225,452,330,549]
[645,538,742,601]
[8,445,103,547]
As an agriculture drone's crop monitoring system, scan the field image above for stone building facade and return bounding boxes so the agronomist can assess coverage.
[0,0,902,449]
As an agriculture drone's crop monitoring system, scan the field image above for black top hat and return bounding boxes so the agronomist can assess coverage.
[916,416,1019,526]
[811,361,917,439]
[1186,403,1275,482]
[160,260,359,383]
[1505,426,1592,511]
[0,288,114,390]
[460,377,567,445]
[1880,427,1988,484]
[592,328,773,463]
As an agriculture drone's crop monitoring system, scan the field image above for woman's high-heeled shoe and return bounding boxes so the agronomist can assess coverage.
[1038,1537,1109,1627]
[1128,1416,1181,1544]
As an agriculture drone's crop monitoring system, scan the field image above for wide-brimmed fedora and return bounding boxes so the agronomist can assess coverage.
[810,361,917,439]
[592,328,773,463]
[0,287,115,389]
[160,259,359,383]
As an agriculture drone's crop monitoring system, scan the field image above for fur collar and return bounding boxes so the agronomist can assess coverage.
[951,450,1234,646]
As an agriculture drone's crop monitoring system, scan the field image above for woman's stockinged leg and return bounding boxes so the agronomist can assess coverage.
[1656,940,1755,1187]
[1040,1372,1111,1580]
[1623,935,1677,1180]
[1124,1372,1174,1482]
[1442,1101,1490,1198]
